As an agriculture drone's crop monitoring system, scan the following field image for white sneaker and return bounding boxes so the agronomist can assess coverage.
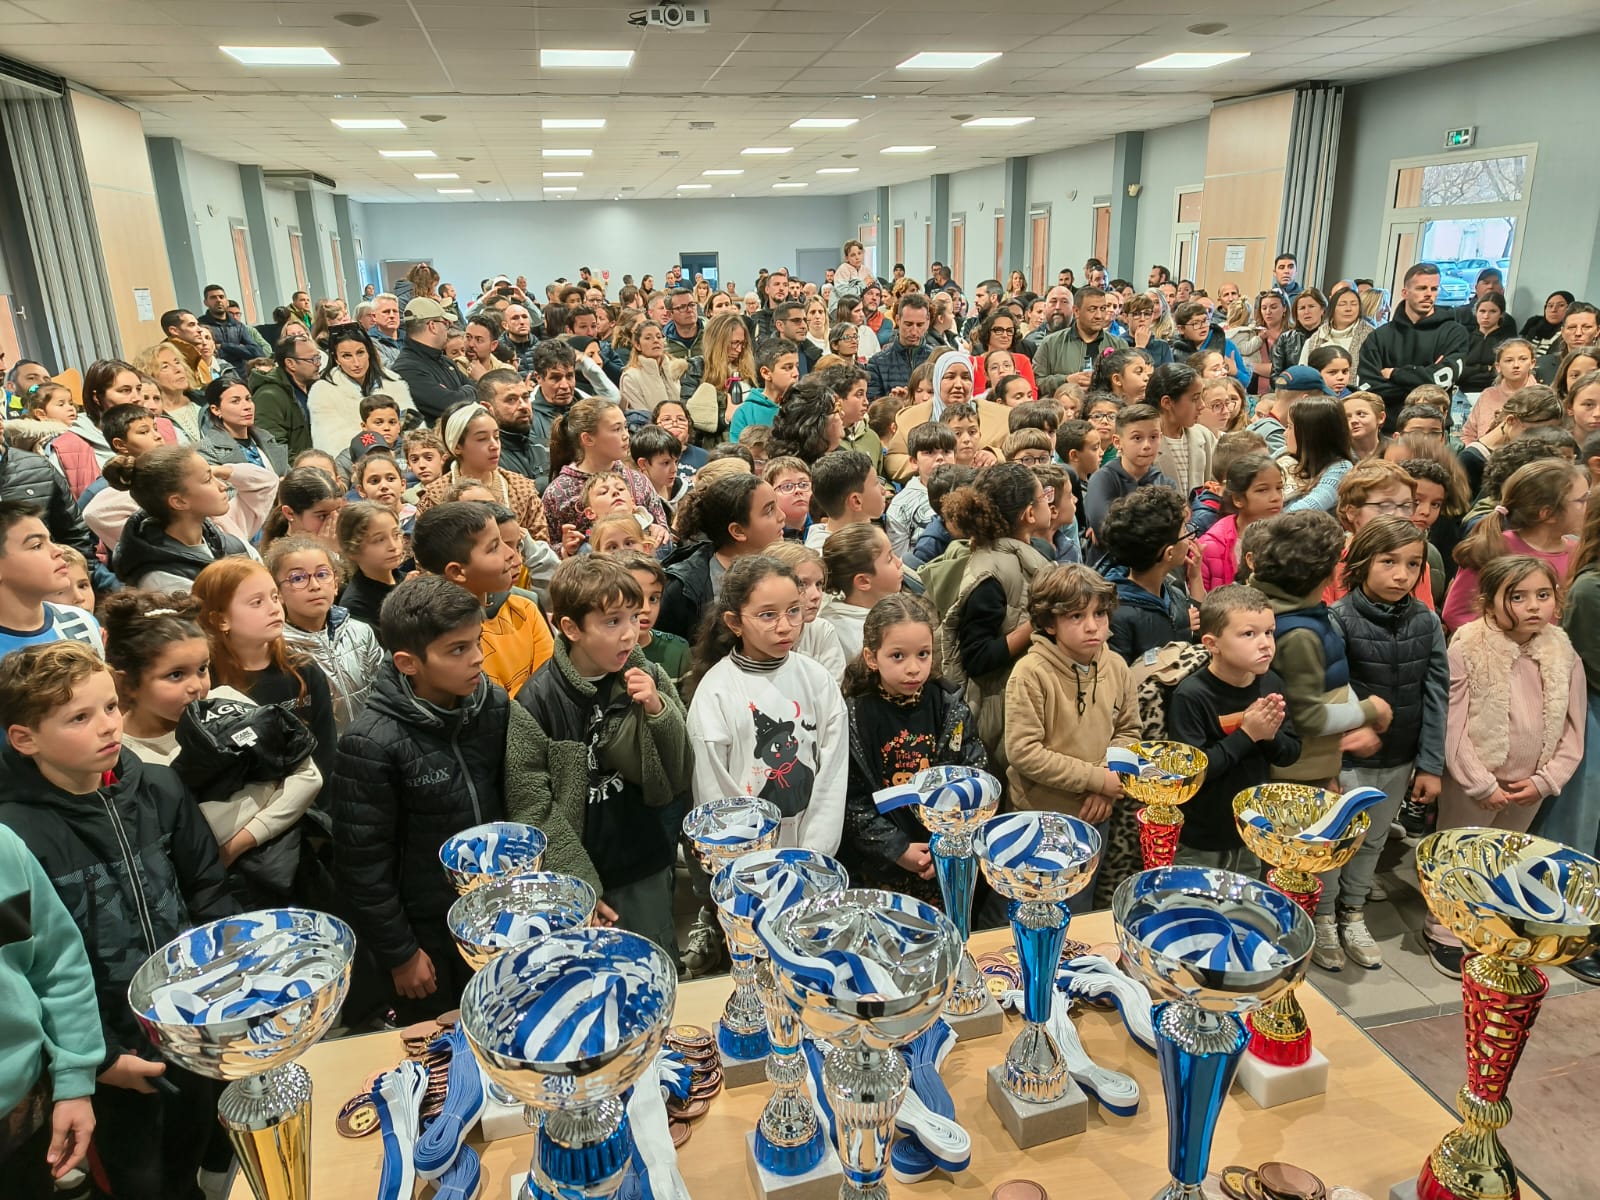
[1340,908,1383,970]
[1312,914,1345,971]
[1367,878,1389,903]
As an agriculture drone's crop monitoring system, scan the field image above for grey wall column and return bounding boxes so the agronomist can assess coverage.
[931,173,950,263]
[1109,132,1144,280]
[874,185,890,269]
[1004,156,1029,279]
[293,189,329,299]
[333,194,362,303]
[146,136,203,307]
[237,165,280,307]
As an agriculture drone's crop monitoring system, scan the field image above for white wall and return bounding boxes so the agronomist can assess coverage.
[888,179,932,281]
[1028,141,1114,281]
[264,188,300,303]
[947,163,1005,287]
[1133,120,1207,283]
[181,149,251,310]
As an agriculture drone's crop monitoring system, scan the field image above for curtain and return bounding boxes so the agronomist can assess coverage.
[1277,84,1344,288]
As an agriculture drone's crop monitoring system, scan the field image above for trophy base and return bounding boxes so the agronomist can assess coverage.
[943,991,1005,1042]
[479,1091,530,1141]
[1388,1181,1421,1200]
[744,1130,845,1200]
[721,1049,771,1089]
[986,1064,1089,1148]
[1234,1045,1329,1109]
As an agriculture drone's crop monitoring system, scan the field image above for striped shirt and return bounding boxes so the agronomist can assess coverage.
[0,602,103,660]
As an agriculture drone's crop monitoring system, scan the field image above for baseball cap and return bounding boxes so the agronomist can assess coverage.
[404,297,448,322]
[1272,364,1325,393]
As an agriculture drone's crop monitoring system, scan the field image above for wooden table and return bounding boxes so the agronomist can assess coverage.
[230,913,1456,1199]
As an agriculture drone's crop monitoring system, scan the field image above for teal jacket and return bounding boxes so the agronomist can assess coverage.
[728,386,779,441]
[0,822,104,1111]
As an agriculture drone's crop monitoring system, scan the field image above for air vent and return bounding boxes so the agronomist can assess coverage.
[0,53,64,98]
[263,169,336,191]
[688,121,716,131]
[658,150,680,159]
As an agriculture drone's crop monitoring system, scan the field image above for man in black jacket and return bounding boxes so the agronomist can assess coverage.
[0,439,113,593]
[480,368,538,480]
[865,293,933,399]
[197,284,270,370]
[1358,262,1469,432]
[391,297,476,422]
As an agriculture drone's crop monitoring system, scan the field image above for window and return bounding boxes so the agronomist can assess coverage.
[1172,187,1202,284]
[288,229,309,294]
[1029,209,1050,292]
[229,223,257,322]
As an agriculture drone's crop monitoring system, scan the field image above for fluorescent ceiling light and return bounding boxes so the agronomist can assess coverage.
[773,182,808,189]
[332,118,406,130]
[221,45,338,66]
[677,183,712,190]
[540,49,634,69]
[543,171,584,178]
[544,186,577,193]
[542,118,606,129]
[817,167,859,174]
[437,188,473,194]
[380,149,436,158]
[962,116,1034,128]
[790,117,858,129]
[896,51,999,70]
[414,172,458,180]
[542,148,592,158]
[741,146,792,156]
[881,145,935,154]
[1137,51,1249,69]
[702,169,744,176]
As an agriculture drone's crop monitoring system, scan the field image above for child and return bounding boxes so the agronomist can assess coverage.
[1343,391,1386,459]
[943,402,984,469]
[764,455,814,542]
[1008,399,1064,440]
[1083,392,1122,467]
[72,402,167,513]
[1150,363,1215,497]
[1197,377,1247,437]
[1444,458,1588,633]
[562,470,655,553]
[1565,370,1600,445]
[588,512,647,555]
[260,465,346,552]
[1031,462,1081,565]
[21,380,75,427]
[1089,347,1153,405]
[658,473,785,640]
[1248,365,1324,458]
[840,594,986,904]
[631,423,687,524]
[104,446,251,591]
[1248,510,1390,787]
[0,641,233,1200]
[1188,427,1270,537]
[887,422,955,560]
[765,540,848,681]
[1463,338,1537,444]
[507,557,691,953]
[1052,380,1086,421]
[336,501,406,627]
[610,548,692,685]
[1325,460,1431,606]
[336,395,403,483]
[1001,427,1054,467]
[736,424,773,476]
[729,337,801,439]
[909,463,976,570]
[353,451,415,530]
[990,373,1034,407]
[866,395,904,452]
[1320,517,1448,970]
[102,592,211,762]
[1167,584,1300,873]
[1279,397,1355,513]
[329,575,511,1018]
[403,428,448,495]
[1199,455,1285,592]
[266,535,383,732]
[1400,458,1458,608]
[804,448,887,549]
[1057,418,1102,516]
[1393,404,1446,438]
[686,554,848,852]
[1309,345,1354,399]
[1083,402,1174,546]
[1100,485,1201,663]
[48,543,95,614]
[413,501,555,697]
[819,523,903,659]
[1425,556,1585,977]
[0,501,101,657]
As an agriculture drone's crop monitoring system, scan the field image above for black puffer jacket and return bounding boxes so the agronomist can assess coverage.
[113,512,249,589]
[497,424,541,482]
[0,747,234,1072]
[199,311,269,369]
[1331,588,1448,773]
[391,339,476,422]
[328,660,509,969]
[658,539,716,642]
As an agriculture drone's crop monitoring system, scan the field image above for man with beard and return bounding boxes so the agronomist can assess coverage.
[1034,286,1127,394]
[526,339,578,489]
[500,304,541,373]
[1358,262,1469,430]
[480,369,538,480]
[859,282,894,349]
[198,283,270,369]
[1022,285,1075,357]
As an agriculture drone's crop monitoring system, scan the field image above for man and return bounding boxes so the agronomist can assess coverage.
[663,290,703,360]
[865,293,933,400]
[527,340,578,489]
[1217,281,1241,309]
[565,306,599,340]
[3,359,51,419]
[369,292,404,367]
[1058,268,1076,290]
[824,268,835,285]
[248,335,316,456]
[1148,265,1171,287]
[772,300,821,374]
[462,312,510,380]
[198,284,270,369]
[1157,281,1178,310]
[1034,286,1127,394]
[392,297,477,421]
[923,262,944,293]
[752,270,791,338]
[645,293,670,327]
[618,284,642,311]
[479,368,538,480]
[584,286,607,307]
[160,307,226,397]
[501,304,541,373]
[892,263,906,283]
[1022,285,1075,357]
[1357,262,1469,431]
[963,278,1002,341]
[1271,253,1301,300]
[1453,267,1515,334]
[860,283,893,349]
[355,301,377,333]
[1537,303,1599,384]
[925,262,960,296]
[288,290,313,329]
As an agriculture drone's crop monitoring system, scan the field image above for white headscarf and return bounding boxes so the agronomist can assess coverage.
[929,350,972,422]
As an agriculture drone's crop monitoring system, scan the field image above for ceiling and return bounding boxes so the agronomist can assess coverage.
[5,0,1597,204]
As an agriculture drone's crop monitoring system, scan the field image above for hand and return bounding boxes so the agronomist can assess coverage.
[47,1097,94,1178]
[1188,605,1201,632]
[561,524,584,557]
[465,358,491,381]
[890,387,909,399]
[1503,779,1543,807]
[624,667,664,716]
[1239,696,1285,741]
[1340,726,1382,758]
[219,827,257,868]
[972,448,999,469]
[647,522,671,550]
[1381,367,1395,380]
[390,948,437,1001]
[1080,793,1113,824]
[1481,788,1511,812]
[595,899,619,926]
[1367,695,1393,732]
[1411,772,1441,805]
[1100,768,1125,799]
[896,843,935,879]
[1069,370,1092,388]
[97,1053,166,1094]
[211,463,234,482]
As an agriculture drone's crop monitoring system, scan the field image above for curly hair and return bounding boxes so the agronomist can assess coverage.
[1101,485,1189,572]
[939,462,1039,548]
[1248,510,1347,596]
[841,594,938,697]
[767,377,841,464]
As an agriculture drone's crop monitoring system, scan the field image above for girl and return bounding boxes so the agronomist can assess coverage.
[1565,370,1600,444]
[686,554,848,853]
[1186,349,1230,381]
[765,540,848,681]
[49,359,179,499]
[651,398,710,480]
[658,473,785,640]
[336,501,406,628]
[131,340,203,442]
[1197,378,1246,437]
[1343,392,1386,460]
[1299,285,1371,366]
[265,535,382,732]
[767,377,844,464]
[619,320,688,415]
[1150,362,1213,497]
[1444,458,1589,632]
[307,326,413,455]
[938,462,1053,765]
[543,396,669,542]
[1425,555,1584,978]
[1246,290,1288,395]
[1463,338,1538,445]
[1309,345,1354,399]
[819,523,903,659]
[417,399,549,542]
[1458,386,1567,499]
[1458,290,1513,393]
[804,297,831,356]
[105,446,250,591]
[1089,347,1153,405]
[1197,453,1284,591]
[971,320,1037,393]
[991,374,1034,407]
[1554,347,1600,405]
[906,361,937,410]
[4,383,76,463]
[260,465,344,552]
[1271,289,1327,375]
[1279,397,1354,513]
[352,451,415,531]
[840,594,986,905]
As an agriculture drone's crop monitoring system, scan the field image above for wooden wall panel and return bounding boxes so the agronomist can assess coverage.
[1196,91,1296,298]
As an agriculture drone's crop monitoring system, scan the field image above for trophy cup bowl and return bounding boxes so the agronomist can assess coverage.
[758,888,961,1200]
[1114,868,1314,1200]
[447,871,599,971]
[128,908,354,1200]
[461,927,676,1200]
[1120,742,1209,870]
[1410,830,1600,1200]
[439,821,549,894]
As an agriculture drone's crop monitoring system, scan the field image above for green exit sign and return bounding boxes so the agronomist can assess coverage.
[1444,126,1476,149]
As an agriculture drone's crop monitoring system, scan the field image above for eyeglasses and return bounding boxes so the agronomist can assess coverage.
[1088,411,1117,424]
[774,479,811,495]
[990,324,1016,334]
[743,604,804,629]
[1360,500,1415,517]
[277,567,336,590]
[1015,452,1052,466]
[671,301,696,311]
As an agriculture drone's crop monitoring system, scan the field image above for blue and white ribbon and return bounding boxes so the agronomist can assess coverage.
[895,1020,970,1173]
[1131,898,1292,973]
[684,799,780,848]
[1238,786,1387,843]
[373,1060,428,1200]
[431,1146,481,1200]
[504,959,662,1064]
[414,1027,485,1181]
[142,909,342,1024]
[1057,954,1157,1053]
[978,812,1093,874]
[997,989,1140,1116]
[873,767,1000,817]
[144,974,318,1024]
[763,900,945,1001]
[440,822,547,879]
[628,1050,691,1200]
[1107,747,1187,783]
[1466,851,1587,923]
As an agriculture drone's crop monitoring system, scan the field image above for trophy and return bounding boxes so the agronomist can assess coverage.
[973,811,1102,1147]
[757,888,961,1200]
[439,821,548,893]
[128,908,354,1200]
[460,927,676,1200]
[682,796,783,1086]
[1230,783,1380,1107]
[1114,868,1314,1200]
[711,848,850,1200]
[1400,830,1600,1200]
[1112,742,1208,869]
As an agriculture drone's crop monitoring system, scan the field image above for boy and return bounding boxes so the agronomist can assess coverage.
[630,423,686,524]
[413,501,554,697]
[942,402,983,468]
[1167,585,1301,872]
[1001,428,1054,467]
[887,422,955,560]
[1394,404,1446,438]
[1153,369,1216,497]
[611,548,691,684]
[338,394,405,482]
[1057,418,1101,516]
[1326,461,1433,607]
[506,556,692,954]
[1083,403,1175,544]
[737,424,773,476]
[805,448,886,550]
[1007,399,1064,439]
[0,502,101,658]
[0,641,233,1200]
[330,576,510,1019]
[485,499,557,602]
[567,471,657,553]
[729,337,800,439]
[825,363,880,473]
[48,544,95,614]
[1399,458,1455,603]
[1249,365,1324,457]
[403,428,448,492]
[764,456,814,542]
[1030,463,1080,565]
[908,463,976,571]
[1099,486,1200,663]
[1247,510,1390,787]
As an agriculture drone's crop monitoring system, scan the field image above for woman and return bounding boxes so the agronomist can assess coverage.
[1271,289,1327,375]
[1300,285,1372,374]
[307,325,414,455]
[1520,291,1575,356]
[1359,288,1389,327]
[972,310,1023,359]
[1006,269,1028,300]
[1168,301,1252,388]
[309,300,346,348]
[828,322,866,365]
[804,297,831,357]
[51,358,181,499]
[693,278,713,313]
[1459,291,1515,393]
[541,396,670,542]
[619,319,689,415]
[883,351,1009,482]
[1246,290,1289,395]
[639,274,655,299]
[766,377,844,464]
[687,312,755,442]
[196,379,288,476]
[1123,294,1174,367]
[132,341,203,443]
[415,400,550,542]
[706,289,735,318]
[927,292,962,350]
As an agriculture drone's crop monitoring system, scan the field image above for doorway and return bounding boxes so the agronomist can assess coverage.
[1172,186,1203,284]
[678,251,720,290]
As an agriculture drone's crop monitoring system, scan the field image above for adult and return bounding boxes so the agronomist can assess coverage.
[131,341,203,443]
[478,369,539,481]
[884,351,1008,482]
[864,293,933,400]
[924,262,960,296]
[195,378,288,476]
[306,325,413,455]
[685,312,754,442]
[391,297,476,422]
[1034,286,1127,395]
[1216,281,1242,310]
[1452,268,1515,335]
[310,299,349,348]
[1357,262,1470,431]
[1299,285,1372,371]
[198,283,270,369]
[49,359,180,499]
[963,278,1003,341]
[1536,303,1599,385]
[619,320,689,415]
[159,307,210,396]
[415,401,548,542]
[527,339,579,490]
[1271,252,1301,300]
[751,269,790,339]
[247,335,317,457]
[364,292,404,368]
[287,290,314,329]
[859,282,895,349]
[1458,291,1515,392]
[1245,289,1289,396]
[1022,285,1075,357]
[1519,291,1575,357]
[1271,289,1326,375]
[770,301,822,374]
[663,289,704,360]
[461,311,511,381]
[1148,265,1171,287]
[499,303,540,374]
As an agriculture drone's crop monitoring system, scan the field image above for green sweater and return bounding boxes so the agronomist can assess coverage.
[0,823,104,1111]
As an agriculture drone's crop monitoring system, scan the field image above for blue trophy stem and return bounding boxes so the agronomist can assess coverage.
[1009,900,1070,1025]
[931,834,975,941]
[1153,1002,1249,1189]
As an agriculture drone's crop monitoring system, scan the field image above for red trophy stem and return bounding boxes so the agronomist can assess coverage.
[1137,807,1182,869]
[1461,959,1548,1106]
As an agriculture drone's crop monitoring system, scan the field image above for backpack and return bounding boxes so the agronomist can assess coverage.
[1128,641,1212,740]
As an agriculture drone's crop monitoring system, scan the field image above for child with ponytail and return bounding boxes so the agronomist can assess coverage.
[104,445,253,591]
[656,472,785,640]
[818,522,903,659]
[259,466,345,553]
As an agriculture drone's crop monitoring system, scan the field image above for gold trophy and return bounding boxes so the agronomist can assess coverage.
[1113,741,1208,869]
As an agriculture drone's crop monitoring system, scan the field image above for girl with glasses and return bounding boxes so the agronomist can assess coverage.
[266,534,382,731]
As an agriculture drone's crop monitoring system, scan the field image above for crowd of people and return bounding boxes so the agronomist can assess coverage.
[3,241,1600,1199]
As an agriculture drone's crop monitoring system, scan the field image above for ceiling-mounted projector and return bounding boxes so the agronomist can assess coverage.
[646,5,711,30]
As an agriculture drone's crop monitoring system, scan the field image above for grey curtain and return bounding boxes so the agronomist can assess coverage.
[1277,83,1344,288]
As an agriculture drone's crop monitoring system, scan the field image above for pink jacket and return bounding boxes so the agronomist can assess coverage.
[1197,515,1241,592]
[52,417,183,500]
[1441,530,1572,633]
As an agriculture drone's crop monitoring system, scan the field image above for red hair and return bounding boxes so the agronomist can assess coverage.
[191,557,308,697]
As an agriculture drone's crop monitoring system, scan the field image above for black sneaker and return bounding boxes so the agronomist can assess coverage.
[1425,938,1464,978]
[1398,798,1431,842]
[1565,953,1600,985]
